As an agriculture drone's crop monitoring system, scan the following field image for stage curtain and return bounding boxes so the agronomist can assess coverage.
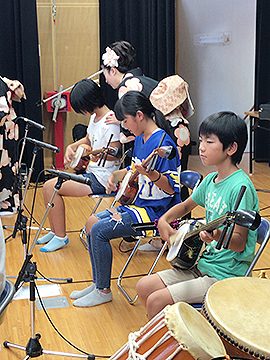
[99,0,176,108]
[0,0,44,180]
[254,0,270,162]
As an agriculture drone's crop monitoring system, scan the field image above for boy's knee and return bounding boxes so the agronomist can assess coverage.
[136,277,149,300]
[146,292,163,319]
[85,214,99,233]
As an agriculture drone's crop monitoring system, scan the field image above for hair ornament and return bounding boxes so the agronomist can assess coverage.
[102,47,119,68]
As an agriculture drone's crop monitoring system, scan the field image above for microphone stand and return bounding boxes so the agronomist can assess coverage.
[18,123,31,168]
[9,145,44,247]
[6,144,71,284]
[4,123,50,242]
[4,124,39,243]
[4,177,94,359]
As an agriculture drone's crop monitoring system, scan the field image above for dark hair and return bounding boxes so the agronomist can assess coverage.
[70,79,105,114]
[102,40,136,73]
[199,111,248,165]
[114,91,177,141]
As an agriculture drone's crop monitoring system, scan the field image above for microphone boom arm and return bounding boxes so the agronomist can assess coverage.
[40,70,102,105]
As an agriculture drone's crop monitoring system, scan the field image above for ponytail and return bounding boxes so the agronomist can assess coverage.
[154,109,177,143]
[114,91,177,143]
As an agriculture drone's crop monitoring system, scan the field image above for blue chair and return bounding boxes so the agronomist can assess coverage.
[192,216,270,310]
[0,280,14,325]
[180,170,203,192]
[117,170,203,304]
[245,217,270,276]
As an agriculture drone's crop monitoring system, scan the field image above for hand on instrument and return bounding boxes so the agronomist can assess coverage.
[105,112,120,125]
[157,216,177,243]
[90,153,101,162]
[120,132,135,144]
[64,144,76,165]
[199,229,220,243]
[134,163,150,176]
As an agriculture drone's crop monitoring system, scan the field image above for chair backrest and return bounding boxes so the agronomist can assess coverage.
[191,217,270,310]
[180,170,203,191]
[0,280,14,325]
[245,217,270,276]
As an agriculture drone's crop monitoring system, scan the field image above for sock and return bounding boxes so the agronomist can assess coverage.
[72,288,112,307]
[70,284,95,300]
[40,235,69,252]
[36,231,55,245]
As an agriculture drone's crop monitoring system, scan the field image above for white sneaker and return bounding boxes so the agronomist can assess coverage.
[138,239,163,252]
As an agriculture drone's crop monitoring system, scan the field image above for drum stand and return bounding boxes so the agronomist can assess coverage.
[3,177,94,359]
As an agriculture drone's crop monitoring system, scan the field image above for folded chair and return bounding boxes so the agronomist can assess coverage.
[245,217,270,276]
[117,170,203,304]
[79,150,130,250]
[192,216,270,310]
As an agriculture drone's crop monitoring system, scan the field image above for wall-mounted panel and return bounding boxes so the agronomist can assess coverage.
[37,1,99,166]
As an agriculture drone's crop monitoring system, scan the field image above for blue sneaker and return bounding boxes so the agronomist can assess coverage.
[40,236,69,252]
[36,231,55,245]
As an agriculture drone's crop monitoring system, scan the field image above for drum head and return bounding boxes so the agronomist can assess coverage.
[165,302,226,360]
[204,277,270,358]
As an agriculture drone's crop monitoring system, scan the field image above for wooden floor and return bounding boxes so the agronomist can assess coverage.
[0,154,269,359]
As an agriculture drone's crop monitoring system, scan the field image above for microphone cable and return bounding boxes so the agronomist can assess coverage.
[35,270,149,286]
[34,283,111,359]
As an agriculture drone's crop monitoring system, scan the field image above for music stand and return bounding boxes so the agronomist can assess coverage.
[3,177,94,359]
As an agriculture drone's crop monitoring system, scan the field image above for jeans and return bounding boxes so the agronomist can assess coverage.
[82,172,106,194]
[87,208,143,289]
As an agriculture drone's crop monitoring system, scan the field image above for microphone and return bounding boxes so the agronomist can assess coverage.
[16,116,46,131]
[25,137,60,153]
[47,169,91,186]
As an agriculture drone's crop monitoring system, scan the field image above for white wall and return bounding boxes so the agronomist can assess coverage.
[176,0,256,152]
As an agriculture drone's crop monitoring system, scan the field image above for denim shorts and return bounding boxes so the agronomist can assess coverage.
[83,172,106,194]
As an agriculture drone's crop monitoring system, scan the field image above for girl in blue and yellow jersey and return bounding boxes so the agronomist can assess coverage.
[70,91,181,307]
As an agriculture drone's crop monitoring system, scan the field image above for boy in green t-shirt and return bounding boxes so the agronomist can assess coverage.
[136,111,259,319]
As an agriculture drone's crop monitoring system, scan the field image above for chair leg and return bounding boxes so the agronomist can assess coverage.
[117,240,168,305]
[147,242,168,275]
[117,239,141,304]
[79,227,88,251]
[91,197,103,215]
[79,196,111,251]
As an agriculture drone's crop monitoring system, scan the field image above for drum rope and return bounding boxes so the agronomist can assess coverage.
[136,319,166,347]
[127,321,183,359]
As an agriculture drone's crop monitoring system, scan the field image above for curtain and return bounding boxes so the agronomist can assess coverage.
[99,1,192,203]
[254,0,270,162]
[0,0,44,180]
[99,0,175,108]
